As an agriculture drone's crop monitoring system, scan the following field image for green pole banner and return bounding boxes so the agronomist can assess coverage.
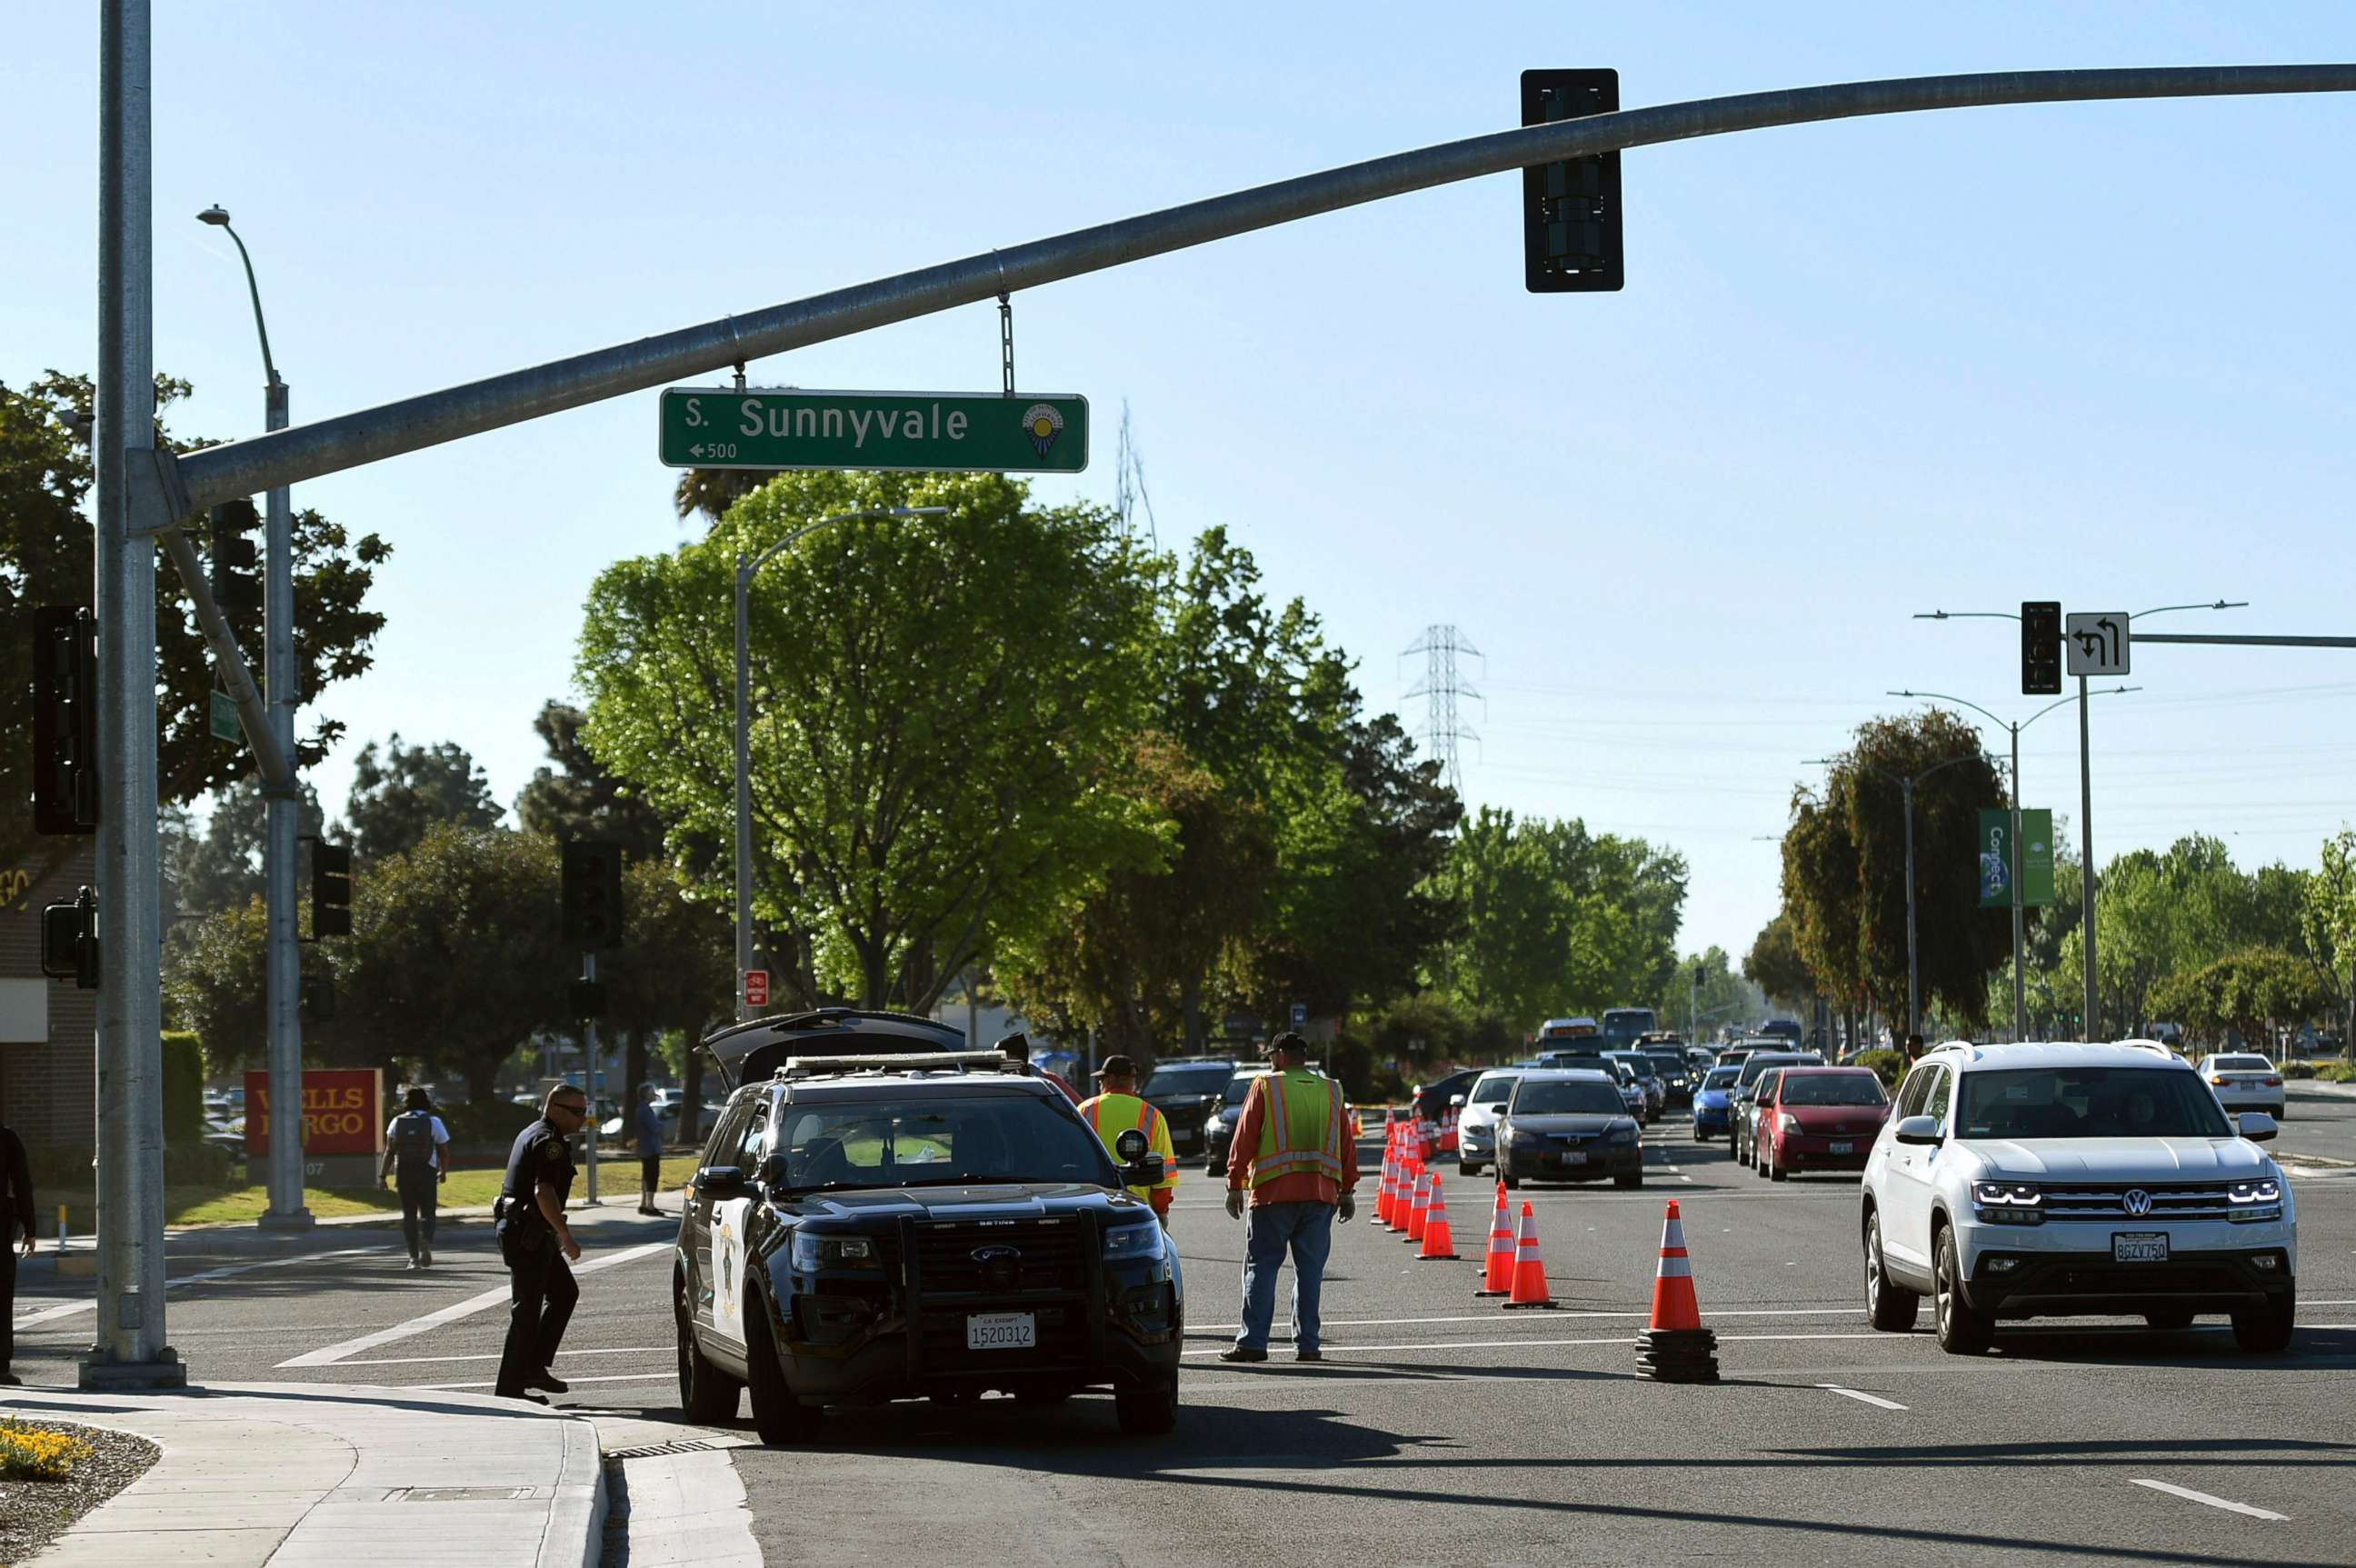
[1979,807,2056,907]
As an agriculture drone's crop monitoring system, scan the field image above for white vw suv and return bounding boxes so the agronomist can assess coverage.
[1860,1043,2295,1355]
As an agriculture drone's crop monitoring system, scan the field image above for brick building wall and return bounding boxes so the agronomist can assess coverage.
[0,840,100,1146]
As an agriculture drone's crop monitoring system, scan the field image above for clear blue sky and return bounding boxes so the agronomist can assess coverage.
[10,4,2355,964]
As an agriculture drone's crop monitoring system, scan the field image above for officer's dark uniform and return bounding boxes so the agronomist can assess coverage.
[494,1115,578,1400]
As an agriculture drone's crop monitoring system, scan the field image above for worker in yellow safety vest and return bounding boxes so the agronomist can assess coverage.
[1220,1032,1358,1363]
[1075,1055,1177,1221]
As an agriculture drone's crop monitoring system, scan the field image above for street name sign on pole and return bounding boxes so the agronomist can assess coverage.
[660,389,1088,474]
[208,688,240,743]
[2065,612,2130,676]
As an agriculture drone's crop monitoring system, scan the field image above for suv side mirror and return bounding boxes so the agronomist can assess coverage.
[2237,1111,2279,1143]
[1123,1153,1166,1186]
[1114,1128,1149,1163]
[694,1164,746,1194]
[1892,1115,1942,1146]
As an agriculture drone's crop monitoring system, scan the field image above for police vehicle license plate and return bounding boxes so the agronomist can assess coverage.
[2112,1233,2169,1263]
[1828,1141,1854,1155]
[967,1312,1036,1351]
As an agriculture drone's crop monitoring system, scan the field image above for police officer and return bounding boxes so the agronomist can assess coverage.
[1074,1055,1177,1222]
[494,1086,587,1403]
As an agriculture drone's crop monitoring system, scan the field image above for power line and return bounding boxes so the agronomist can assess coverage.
[1402,624,1483,796]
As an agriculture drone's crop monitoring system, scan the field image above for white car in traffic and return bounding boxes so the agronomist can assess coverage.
[2196,1053,2287,1120]
[1455,1069,1522,1175]
[1861,1042,2295,1355]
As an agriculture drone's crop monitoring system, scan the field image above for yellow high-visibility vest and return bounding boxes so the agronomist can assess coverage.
[1246,1071,1344,1189]
[1077,1092,1177,1198]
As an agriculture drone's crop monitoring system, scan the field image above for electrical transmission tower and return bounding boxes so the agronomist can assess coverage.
[1402,624,1484,794]
[1113,400,1159,548]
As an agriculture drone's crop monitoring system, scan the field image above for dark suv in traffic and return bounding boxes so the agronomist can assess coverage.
[1139,1058,1237,1161]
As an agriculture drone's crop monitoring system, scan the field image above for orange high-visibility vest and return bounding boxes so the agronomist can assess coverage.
[1077,1092,1177,1199]
[1246,1071,1345,1189]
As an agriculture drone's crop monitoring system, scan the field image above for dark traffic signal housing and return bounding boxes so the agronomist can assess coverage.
[1522,69,1623,293]
[2022,601,2063,694]
[310,839,353,938]
[208,501,262,615]
[32,605,99,835]
[561,840,624,949]
[41,886,98,989]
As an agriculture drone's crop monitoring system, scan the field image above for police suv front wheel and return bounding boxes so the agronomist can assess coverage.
[675,1270,743,1423]
[1115,1378,1178,1436]
[744,1292,822,1445]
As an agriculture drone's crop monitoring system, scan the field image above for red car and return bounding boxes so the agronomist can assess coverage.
[1755,1067,1888,1180]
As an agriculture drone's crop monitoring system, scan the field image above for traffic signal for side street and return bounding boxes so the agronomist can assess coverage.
[310,839,352,938]
[1522,68,1623,293]
[208,502,262,614]
[561,840,624,949]
[32,604,99,835]
[2022,601,2062,694]
[41,886,98,989]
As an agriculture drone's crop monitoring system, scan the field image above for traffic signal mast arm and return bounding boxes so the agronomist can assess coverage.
[172,64,2356,514]
[155,523,293,790]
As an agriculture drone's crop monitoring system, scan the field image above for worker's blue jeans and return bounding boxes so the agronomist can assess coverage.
[1236,1201,1334,1353]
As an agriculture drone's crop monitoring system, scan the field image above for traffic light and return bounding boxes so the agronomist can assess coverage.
[1521,69,1623,293]
[310,839,352,938]
[569,977,608,1019]
[2021,601,2062,694]
[561,840,624,948]
[208,502,261,614]
[32,605,99,835]
[41,886,97,989]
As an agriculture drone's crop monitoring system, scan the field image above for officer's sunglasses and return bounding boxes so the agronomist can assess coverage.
[551,1098,589,1120]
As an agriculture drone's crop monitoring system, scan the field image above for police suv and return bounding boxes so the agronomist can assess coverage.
[1861,1042,2295,1355]
[674,1010,1182,1441]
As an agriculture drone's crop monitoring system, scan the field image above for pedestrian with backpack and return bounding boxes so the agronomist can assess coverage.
[380,1087,451,1269]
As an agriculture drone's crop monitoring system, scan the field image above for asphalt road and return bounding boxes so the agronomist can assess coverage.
[11,1110,2356,1567]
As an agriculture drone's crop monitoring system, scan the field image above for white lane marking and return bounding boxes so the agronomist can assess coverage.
[414,1370,673,1391]
[2129,1480,2289,1522]
[13,1245,391,1329]
[278,1240,670,1367]
[1818,1383,1908,1410]
[337,1344,670,1368]
[1184,1331,1890,1357]
[1193,1306,1860,1331]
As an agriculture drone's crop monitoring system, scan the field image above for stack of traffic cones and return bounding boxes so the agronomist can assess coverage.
[1439,1105,1459,1154]
[1387,1155,1416,1235]
[1634,1201,1719,1383]
[1404,1166,1433,1243]
[1375,1134,1398,1227]
[1417,1177,1460,1260]
[1476,1182,1513,1297]
[1503,1201,1555,1308]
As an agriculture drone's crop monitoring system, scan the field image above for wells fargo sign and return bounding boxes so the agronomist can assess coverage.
[245,1068,384,1157]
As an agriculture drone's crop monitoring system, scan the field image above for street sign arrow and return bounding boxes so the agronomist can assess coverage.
[2064,611,2131,676]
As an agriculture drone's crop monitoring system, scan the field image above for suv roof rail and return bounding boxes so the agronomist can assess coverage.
[774,1051,1030,1081]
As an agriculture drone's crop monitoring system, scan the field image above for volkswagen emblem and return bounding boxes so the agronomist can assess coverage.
[2121,1188,2152,1216]
[972,1244,1021,1290]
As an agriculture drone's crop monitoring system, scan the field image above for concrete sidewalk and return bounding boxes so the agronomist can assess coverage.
[4,1383,604,1568]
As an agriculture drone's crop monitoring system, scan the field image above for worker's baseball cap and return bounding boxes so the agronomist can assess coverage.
[1262,1032,1308,1058]
[1093,1054,1142,1080]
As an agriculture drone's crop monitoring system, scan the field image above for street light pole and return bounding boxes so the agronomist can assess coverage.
[198,204,309,1230]
[733,506,948,1020]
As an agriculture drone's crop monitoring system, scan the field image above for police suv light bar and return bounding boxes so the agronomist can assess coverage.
[776,1051,1028,1080]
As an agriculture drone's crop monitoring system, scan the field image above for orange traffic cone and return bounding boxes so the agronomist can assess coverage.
[1386,1156,1414,1233]
[1503,1201,1556,1308]
[1475,1183,1513,1296]
[1404,1166,1433,1243]
[1375,1145,1397,1227]
[1417,1176,1460,1260]
[1635,1200,1719,1382]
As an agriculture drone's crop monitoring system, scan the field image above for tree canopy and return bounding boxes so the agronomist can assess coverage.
[344,734,504,863]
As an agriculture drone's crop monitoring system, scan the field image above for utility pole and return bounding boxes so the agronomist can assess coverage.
[197,204,311,1232]
[86,0,182,1389]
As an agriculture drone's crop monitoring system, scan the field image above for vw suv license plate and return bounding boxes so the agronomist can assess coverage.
[2112,1233,2170,1263]
[967,1312,1036,1351]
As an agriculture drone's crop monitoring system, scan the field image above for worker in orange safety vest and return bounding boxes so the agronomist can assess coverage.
[1220,1032,1358,1363]
[1075,1055,1178,1222]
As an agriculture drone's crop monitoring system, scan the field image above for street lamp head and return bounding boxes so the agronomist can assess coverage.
[889,506,951,518]
[196,205,231,226]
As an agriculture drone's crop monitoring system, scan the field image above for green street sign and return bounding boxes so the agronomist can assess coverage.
[1979,807,2055,908]
[209,689,240,744]
[658,388,1088,474]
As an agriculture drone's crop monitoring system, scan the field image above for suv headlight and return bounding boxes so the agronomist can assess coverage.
[1776,1113,1800,1135]
[1103,1220,1166,1261]
[791,1231,881,1271]
[1972,1180,2044,1225]
[2226,1176,2283,1223]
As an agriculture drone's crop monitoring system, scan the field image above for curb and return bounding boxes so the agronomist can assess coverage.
[552,1412,611,1568]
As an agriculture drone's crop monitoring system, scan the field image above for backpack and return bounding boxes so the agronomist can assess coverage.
[393,1112,438,1176]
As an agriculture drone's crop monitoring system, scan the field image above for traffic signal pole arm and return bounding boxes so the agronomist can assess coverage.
[171,63,2356,514]
[155,524,294,789]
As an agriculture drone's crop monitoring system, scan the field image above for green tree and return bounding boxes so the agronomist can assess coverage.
[2148,948,2328,1054]
[161,775,327,919]
[343,734,504,862]
[1,371,390,866]
[514,700,669,860]
[578,470,1162,1013]
[604,857,736,1098]
[1743,913,1814,1014]
[2304,828,2356,1056]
